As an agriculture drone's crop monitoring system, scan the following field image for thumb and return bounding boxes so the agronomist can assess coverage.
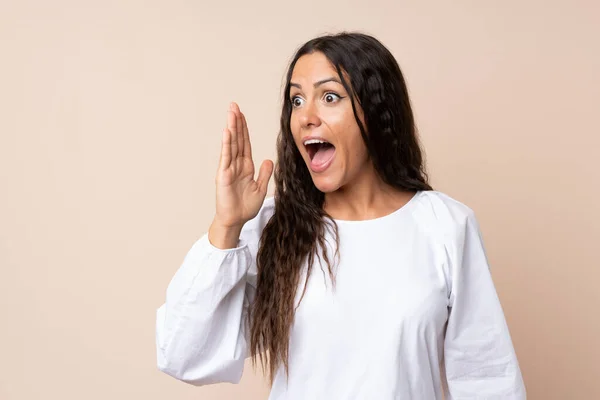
[256,159,274,195]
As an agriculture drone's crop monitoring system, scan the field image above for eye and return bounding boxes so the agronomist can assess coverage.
[291,96,305,108]
[323,92,341,103]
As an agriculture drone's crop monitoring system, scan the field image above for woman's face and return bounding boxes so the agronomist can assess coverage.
[289,52,370,193]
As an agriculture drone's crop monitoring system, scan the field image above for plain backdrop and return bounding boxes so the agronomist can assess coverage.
[1,1,599,399]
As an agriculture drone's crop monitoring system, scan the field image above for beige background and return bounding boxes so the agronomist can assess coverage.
[1,1,598,399]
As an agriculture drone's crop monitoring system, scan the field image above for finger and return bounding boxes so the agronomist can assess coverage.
[232,103,244,159]
[219,128,232,169]
[241,112,252,159]
[256,160,274,195]
[227,109,238,160]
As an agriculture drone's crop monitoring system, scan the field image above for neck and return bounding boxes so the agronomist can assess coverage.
[323,162,416,221]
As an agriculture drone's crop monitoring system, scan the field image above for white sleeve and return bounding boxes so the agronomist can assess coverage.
[155,198,273,386]
[443,210,526,399]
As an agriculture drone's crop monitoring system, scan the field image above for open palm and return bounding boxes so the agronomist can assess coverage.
[214,103,273,229]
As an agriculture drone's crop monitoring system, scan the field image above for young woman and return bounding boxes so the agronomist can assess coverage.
[156,32,526,399]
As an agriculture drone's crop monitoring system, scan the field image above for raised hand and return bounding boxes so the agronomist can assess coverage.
[209,103,273,247]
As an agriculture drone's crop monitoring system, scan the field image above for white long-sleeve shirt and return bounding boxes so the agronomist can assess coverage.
[155,190,526,399]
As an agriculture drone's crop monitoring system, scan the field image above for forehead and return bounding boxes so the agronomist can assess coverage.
[291,52,338,82]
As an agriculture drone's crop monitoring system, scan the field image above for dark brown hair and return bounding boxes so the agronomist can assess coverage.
[249,31,433,384]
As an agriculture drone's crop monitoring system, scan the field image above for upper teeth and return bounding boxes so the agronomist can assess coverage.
[304,139,328,145]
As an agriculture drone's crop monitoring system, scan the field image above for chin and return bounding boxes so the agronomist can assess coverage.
[310,176,342,194]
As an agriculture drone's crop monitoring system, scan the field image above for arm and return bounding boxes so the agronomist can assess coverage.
[155,198,273,385]
[443,211,526,399]
[155,101,273,385]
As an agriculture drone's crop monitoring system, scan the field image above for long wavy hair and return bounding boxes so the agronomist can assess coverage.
[248,32,433,384]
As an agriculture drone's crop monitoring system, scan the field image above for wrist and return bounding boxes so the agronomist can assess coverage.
[208,220,244,249]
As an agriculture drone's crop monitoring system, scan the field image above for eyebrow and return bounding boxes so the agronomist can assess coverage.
[290,77,342,90]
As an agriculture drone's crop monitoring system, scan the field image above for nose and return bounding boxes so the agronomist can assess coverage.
[299,101,321,130]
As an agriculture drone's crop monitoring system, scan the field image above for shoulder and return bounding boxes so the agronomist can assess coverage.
[411,190,479,240]
[240,196,276,241]
[258,196,276,223]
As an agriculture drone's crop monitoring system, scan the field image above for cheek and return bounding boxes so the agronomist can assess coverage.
[289,112,298,132]
[342,122,367,159]
[289,117,302,149]
[355,134,369,158]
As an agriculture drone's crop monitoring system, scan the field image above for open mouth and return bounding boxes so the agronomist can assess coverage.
[305,140,336,163]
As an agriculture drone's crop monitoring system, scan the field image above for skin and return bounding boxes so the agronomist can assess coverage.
[209,52,415,249]
[289,52,415,221]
